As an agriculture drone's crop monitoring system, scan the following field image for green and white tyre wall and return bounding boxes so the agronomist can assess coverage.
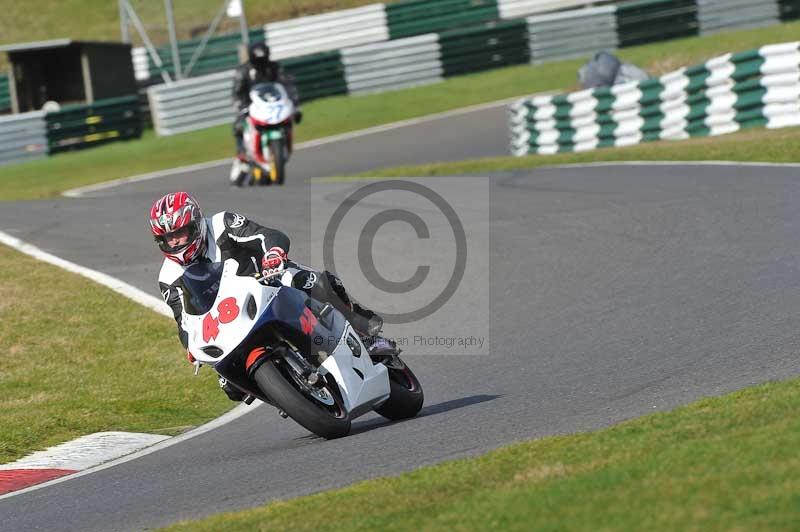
[264,4,390,60]
[509,42,800,155]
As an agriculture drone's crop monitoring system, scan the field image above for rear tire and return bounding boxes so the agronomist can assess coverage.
[254,358,351,439]
[375,364,424,420]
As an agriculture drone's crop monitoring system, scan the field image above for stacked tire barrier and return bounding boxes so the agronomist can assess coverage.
[497,0,612,20]
[130,0,623,85]
[0,112,47,166]
[698,0,780,35]
[509,42,800,155]
[0,96,142,166]
[615,0,697,47]
[0,75,11,113]
[527,6,618,64]
[342,34,442,95]
[145,0,800,137]
[439,19,529,76]
[148,70,235,137]
[265,4,389,60]
[780,0,800,20]
[46,96,142,154]
[386,0,499,39]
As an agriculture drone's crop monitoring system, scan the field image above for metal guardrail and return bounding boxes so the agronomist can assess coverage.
[527,5,618,64]
[265,4,389,61]
[0,111,47,166]
[342,34,443,94]
[697,0,780,35]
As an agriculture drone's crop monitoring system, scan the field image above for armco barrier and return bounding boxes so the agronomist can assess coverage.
[0,111,47,167]
[46,96,142,154]
[265,4,389,60]
[439,19,529,77]
[697,0,780,35]
[616,0,697,48]
[527,5,618,64]
[386,0,499,39]
[509,42,800,155]
[342,34,443,95]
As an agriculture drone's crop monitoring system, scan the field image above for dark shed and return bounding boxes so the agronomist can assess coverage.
[0,39,136,113]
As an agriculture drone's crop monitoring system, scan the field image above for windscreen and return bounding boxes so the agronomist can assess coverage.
[181,261,224,315]
[251,83,282,102]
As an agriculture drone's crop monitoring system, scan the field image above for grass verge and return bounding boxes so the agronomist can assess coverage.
[332,125,800,180]
[162,377,800,531]
[3,21,800,200]
[0,243,230,464]
[0,1,396,56]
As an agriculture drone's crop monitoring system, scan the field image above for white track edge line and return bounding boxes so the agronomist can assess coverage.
[0,231,262,499]
[0,231,169,317]
[62,96,523,198]
[0,401,260,501]
[537,160,800,170]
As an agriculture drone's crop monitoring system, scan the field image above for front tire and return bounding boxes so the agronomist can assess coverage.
[254,358,351,439]
[375,363,424,420]
[268,138,286,185]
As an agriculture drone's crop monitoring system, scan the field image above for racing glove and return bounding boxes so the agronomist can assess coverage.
[261,247,288,279]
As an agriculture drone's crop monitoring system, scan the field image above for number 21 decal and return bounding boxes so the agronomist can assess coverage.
[203,297,240,342]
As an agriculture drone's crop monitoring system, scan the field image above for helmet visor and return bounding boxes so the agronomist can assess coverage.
[155,222,200,253]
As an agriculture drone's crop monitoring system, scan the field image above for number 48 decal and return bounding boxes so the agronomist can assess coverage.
[203,297,240,342]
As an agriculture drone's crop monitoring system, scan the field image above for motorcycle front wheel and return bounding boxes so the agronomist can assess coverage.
[254,357,351,439]
[267,138,286,185]
[375,362,424,420]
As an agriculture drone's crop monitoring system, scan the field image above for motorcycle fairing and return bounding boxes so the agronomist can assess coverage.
[183,259,389,414]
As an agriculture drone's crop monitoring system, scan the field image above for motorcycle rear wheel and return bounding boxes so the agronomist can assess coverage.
[375,363,424,420]
[254,358,351,439]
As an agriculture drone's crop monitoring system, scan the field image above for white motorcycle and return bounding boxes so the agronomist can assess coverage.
[230,82,295,187]
[181,258,424,439]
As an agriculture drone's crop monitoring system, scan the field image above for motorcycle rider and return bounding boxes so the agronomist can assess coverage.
[150,191,390,402]
[232,42,301,165]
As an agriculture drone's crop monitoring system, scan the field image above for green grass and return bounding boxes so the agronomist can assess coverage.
[4,20,800,201]
[0,244,230,464]
[161,377,800,531]
[333,126,800,180]
[0,0,397,50]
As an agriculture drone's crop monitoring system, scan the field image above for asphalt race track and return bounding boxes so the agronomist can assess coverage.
[2,104,800,531]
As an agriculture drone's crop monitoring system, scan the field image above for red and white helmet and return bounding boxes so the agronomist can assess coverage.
[149,192,207,266]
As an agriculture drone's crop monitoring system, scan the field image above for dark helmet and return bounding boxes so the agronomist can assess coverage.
[248,42,271,71]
